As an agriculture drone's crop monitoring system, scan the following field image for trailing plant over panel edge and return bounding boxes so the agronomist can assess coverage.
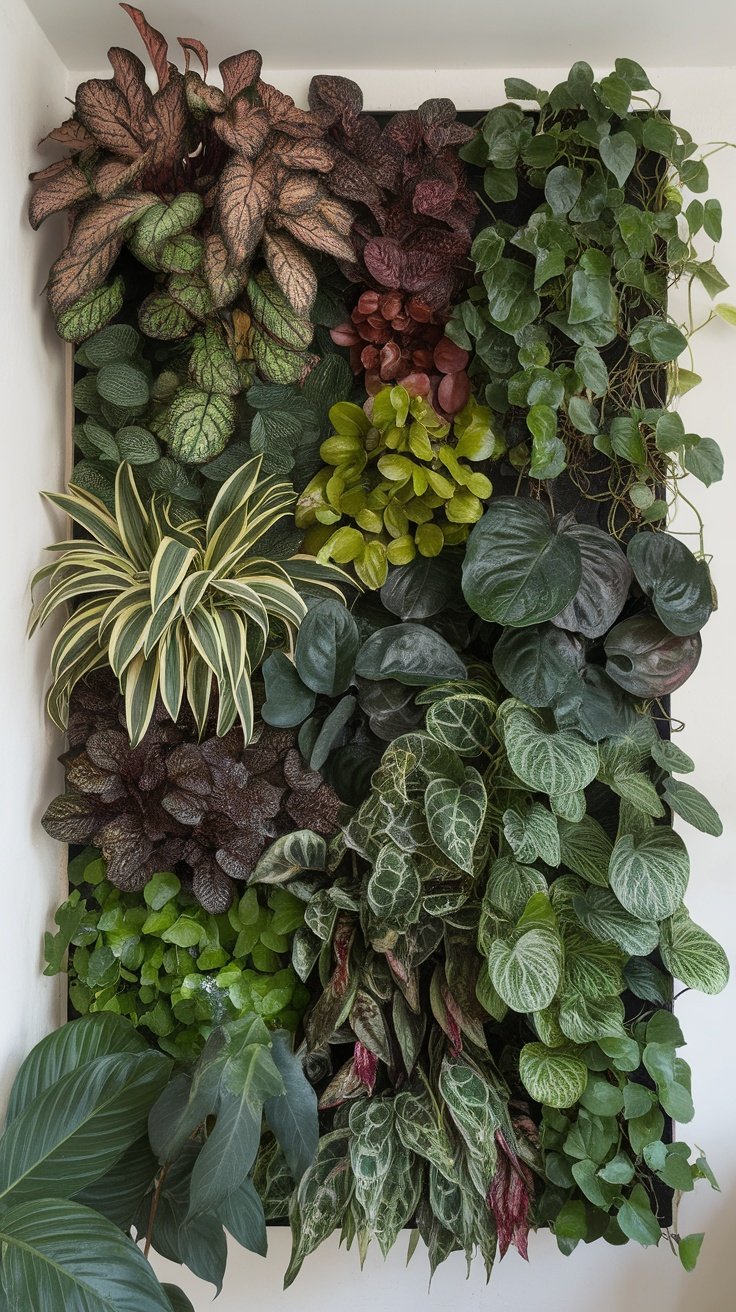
[22,9,730,1307]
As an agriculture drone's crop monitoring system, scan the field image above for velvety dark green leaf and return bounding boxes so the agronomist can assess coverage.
[355,623,466,686]
[295,599,360,695]
[493,624,583,706]
[260,651,316,728]
[627,532,713,635]
[552,522,632,638]
[605,615,701,696]
[463,499,581,627]
[380,552,462,621]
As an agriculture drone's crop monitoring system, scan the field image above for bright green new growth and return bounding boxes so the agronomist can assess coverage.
[296,385,503,588]
[30,454,349,745]
[45,852,310,1062]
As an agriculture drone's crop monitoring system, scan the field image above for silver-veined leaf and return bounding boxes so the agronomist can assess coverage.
[609,827,689,921]
[519,1042,588,1108]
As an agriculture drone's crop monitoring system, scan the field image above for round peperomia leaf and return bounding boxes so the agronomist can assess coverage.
[572,887,660,956]
[462,499,581,627]
[551,522,632,638]
[627,532,713,636]
[355,623,467,687]
[604,615,701,696]
[608,827,690,921]
[295,599,360,696]
[519,1042,588,1108]
[166,388,236,463]
[492,624,584,707]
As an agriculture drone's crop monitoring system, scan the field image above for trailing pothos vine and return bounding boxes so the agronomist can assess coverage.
[10,7,729,1309]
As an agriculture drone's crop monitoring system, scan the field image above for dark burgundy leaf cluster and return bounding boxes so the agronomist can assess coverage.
[308,78,477,411]
[42,674,342,913]
[332,288,471,414]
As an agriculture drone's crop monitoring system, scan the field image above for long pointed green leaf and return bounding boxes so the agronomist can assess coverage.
[149,538,198,613]
[41,488,124,555]
[0,1198,173,1312]
[114,463,151,570]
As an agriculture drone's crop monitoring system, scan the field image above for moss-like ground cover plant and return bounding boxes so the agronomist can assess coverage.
[16,7,730,1308]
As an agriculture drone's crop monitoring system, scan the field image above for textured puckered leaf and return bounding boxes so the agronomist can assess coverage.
[262,228,318,315]
[558,815,613,886]
[56,277,125,343]
[573,887,660,956]
[659,910,729,994]
[0,1198,173,1312]
[132,193,204,256]
[29,158,91,229]
[438,1058,499,1197]
[247,271,314,383]
[189,325,240,396]
[519,1042,588,1108]
[462,498,581,626]
[551,523,632,639]
[218,156,274,266]
[356,623,467,687]
[425,767,486,874]
[48,194,157,315]
[561,923,626,998]
[484,857,548,920]
[500,701,599,814]
[609,828,689,921]
[424,692,496,757]
[367,846,422,927]
[138,291,195,340]
[167,389,236,463]
[503,802,560,866]
[488,927,562,1011]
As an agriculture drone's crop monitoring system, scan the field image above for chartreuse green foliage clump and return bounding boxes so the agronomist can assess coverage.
[296,386,502,587]
[45,851,309,1061]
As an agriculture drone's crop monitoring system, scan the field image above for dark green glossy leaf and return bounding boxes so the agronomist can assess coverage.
[463,499,581,627]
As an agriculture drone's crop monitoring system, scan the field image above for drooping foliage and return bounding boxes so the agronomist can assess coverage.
[20,10,731,1308]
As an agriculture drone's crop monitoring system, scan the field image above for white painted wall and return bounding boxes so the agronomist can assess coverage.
[0,0,69,1108]
[2,5,735,1307]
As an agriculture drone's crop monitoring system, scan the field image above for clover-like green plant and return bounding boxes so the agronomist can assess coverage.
[296,386,502,587]
[30,455,349,745]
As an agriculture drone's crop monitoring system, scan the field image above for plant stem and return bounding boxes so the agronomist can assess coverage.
[144,1164,169,1260]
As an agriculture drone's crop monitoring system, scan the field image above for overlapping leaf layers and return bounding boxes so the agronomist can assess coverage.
[26,15,730,1308]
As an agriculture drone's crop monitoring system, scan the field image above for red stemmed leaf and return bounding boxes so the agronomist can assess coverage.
[75,79,143,159]
[262,227,318,315]
[39,118,94,150]
[219,50,263,100]
[218,155,275,266]
[28,159,91,229]
[107,46,155,134]
[211,99,270,157]
[120,4,171,89]
[47,191,157,313]
[177,35,209,77]
[279,201,355,261]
